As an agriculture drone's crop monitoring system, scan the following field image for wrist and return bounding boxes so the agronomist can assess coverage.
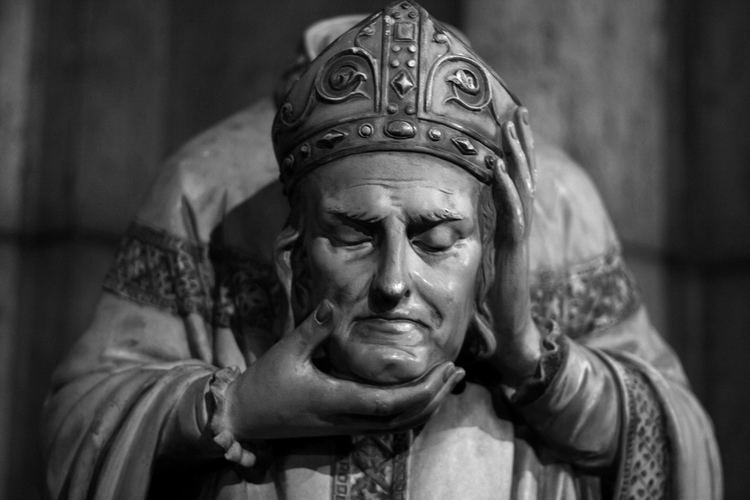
[491,320,543,388]
[206,366,257,468]
[507,322,567,404]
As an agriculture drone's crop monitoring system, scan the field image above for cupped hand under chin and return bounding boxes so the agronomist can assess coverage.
[221,301,465,442]
[327,341,450,385]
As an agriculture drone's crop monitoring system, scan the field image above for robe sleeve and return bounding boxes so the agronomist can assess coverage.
[41,101,283,500]
[39,223,269,500]
[516,145,723,500]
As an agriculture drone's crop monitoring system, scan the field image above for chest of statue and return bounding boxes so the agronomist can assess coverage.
[198,384,588,500]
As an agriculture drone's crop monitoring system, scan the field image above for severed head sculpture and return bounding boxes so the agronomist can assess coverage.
[272,0,523,385]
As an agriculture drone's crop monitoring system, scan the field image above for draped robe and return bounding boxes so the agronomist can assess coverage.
[41,99,722,500]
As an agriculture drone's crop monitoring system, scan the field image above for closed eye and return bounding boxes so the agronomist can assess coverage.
[411,225,460,252]
[328,224,374,247]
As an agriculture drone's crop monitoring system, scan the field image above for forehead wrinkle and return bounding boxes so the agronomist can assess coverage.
[347,179,429,188]
[428,208,465,220]
[347,181,456,197]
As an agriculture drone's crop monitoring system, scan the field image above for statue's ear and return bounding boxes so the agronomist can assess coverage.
[274,225,300,335]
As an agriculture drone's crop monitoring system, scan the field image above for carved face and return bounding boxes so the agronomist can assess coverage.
[295,152,484,384]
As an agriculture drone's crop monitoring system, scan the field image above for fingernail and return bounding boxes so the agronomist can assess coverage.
[507,122,517,140]
[521,108,529,125]
[453,368,466,383]
[314,300,333,325]
[443,363,456,382]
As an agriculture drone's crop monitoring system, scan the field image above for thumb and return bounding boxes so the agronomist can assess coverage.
[290,299,336,357]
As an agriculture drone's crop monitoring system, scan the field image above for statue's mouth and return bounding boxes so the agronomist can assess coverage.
[351,317,428,348]
[358,313,430,328]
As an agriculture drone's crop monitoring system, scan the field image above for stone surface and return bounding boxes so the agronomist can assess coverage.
[73,0,170,235]
[625,251,668,338]
[666,3,750,496]
[0,0,33,232]
[0,243,20,500]
[681,1,750,259]
[704,272,750,500]
[164,0,459,153]
[4,240,115,500]
[464,0,667,252]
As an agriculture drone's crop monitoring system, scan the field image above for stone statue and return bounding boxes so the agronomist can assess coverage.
[42,2,721,499]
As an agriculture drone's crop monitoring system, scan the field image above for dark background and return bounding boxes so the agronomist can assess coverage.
[1,0,748,498]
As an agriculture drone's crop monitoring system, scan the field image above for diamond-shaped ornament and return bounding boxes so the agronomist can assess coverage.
[317,129,348,149]
[391,71,415,97]
[452,137,478,155]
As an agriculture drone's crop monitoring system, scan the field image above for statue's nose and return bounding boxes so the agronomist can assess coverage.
[370,236,411,311]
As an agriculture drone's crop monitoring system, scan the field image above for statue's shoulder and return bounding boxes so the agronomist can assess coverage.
[530,140,620,272]
[135,99,287,258]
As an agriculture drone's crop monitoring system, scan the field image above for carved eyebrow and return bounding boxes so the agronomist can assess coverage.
[325,208,383,225]
[324,208,464,225]
[414,209,464,224]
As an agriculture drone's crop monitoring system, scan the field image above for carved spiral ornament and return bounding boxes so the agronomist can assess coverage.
[272,0,520,193]
[438,56,493,112]
[316,51,374,103]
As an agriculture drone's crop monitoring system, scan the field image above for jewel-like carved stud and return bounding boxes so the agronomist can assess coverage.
[405,105,416,115]
[300,143,311,158]
[395,22,416,41]
[358,124,374,137]
[408,44,417,53]
[485,155,497,168]
[387,103,399,114]
[407,59,416,68]
[408,10,418,19]
[428,128,442,141]
[390,59,401,68]
[385,120,416,139]
[392,45,402,53]
[317,130,347,149]
[283,155,294,169]
[452,137,478,155]
[391,71,415,97]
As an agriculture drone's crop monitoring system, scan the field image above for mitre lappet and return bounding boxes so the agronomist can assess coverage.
[272,0,521,192]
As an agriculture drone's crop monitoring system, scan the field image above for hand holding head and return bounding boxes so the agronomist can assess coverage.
[223,299,465,441]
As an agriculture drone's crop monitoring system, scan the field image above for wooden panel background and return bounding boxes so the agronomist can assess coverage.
[1,0,748,498]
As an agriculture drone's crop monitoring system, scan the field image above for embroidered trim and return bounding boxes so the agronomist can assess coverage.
[103,222,276,330]
[332,453,352,500]
[617,366,671,500]
[530,251,640,339]
[211,246,277,330]
[103,223,213,317]
[332,432,411,500]
[105,223,639,340]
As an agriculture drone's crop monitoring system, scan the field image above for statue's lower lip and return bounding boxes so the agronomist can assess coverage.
[352,319,427,346]
[358,316,429,328]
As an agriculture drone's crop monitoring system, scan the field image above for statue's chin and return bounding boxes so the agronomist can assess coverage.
[328,342,443,385]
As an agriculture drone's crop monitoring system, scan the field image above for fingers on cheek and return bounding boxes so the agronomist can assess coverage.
[493,165,526,243]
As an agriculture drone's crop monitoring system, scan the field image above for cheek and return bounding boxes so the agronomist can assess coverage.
[427,241,482,302]
[421,242,482,347]
[307,238,373,303]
